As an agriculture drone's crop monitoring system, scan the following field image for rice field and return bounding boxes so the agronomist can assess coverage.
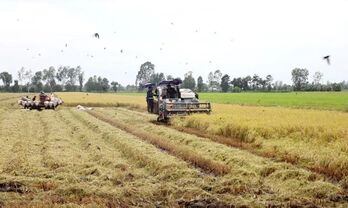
[0,92,348,207]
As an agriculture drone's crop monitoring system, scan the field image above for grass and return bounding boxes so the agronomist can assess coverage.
[1,92,348,206]
[200,91,348,111]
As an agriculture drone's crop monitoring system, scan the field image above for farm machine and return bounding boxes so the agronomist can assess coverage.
[18,92,63,110]
[145,79,211,122]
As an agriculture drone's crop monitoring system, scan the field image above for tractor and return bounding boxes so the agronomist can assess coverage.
[144,79,211,122]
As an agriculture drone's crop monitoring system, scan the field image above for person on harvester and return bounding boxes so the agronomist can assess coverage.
[146,86,154,113]
[167,84,176,98]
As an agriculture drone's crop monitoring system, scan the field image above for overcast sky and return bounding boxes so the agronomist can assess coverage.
[0,0,347,86]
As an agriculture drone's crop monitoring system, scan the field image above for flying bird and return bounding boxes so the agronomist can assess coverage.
[135,56,138,59]
[94,33,100,39]
[323,55,330,65]
[170,22,174,25]
[160,48,162,51]
[65,43,67,47]
[104,47,106,50]
[38,53,41,56]
[120,49,123,53]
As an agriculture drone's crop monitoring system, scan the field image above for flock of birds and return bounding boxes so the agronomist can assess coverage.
[25,22,332,66]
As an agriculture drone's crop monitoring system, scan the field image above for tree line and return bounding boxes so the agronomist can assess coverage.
[0,62,347,93]
[135,62,347,92]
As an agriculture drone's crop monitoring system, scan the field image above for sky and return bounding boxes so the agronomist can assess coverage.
[0,0,347,86]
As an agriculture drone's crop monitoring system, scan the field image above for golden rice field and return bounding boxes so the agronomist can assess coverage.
[0,92,348,207]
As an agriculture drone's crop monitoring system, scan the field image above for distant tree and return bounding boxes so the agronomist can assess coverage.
[231,77,243,89]
[166,75,174,80]
[56,66,69,89]
[182,71,196,90]
[220,74,230,92]
[241,76,252,91]
[0,72,13,90]
[265,74,273,91]
[31,71,43,92]
[291,68,309,91]
[12,80,19,92]
[150,72,165,85]
[23,69,33,93]
[136,61,155,86]
[84,75,109,92]
[197,76,204,92]
[17,67,25,92]
[101,78,110,92]
[78,71,84,92]
[251,74,261,90]
[213,70,222,91]
[207,72,214,91]
[84,77,95,92]
[43,66,56,92]
[313,71,323,85]
[111,81,119,92]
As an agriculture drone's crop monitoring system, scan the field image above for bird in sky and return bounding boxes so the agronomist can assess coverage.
[38,53,41,56]
[65,43,67,47]
[104,47,106,50]
[94,33,100,39]
[120,49,123,53]
[170,22,174,25]
[323,55,330,65]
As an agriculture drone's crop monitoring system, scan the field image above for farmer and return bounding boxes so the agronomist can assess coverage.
[167,84,176,99]
[146,86,154,113]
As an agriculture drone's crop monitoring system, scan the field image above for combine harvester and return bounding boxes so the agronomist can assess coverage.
[18,92,63,110]
[145,79,211,122]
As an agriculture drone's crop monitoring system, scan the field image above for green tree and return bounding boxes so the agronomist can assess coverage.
[220,74,230,92]
[78,70,84,92]
[197,76,204,92]
[43,66,56,92]
[56,66,69,89]
[12,80,19,92]
[111,81,119,92]
[213,70,222,91]
[150,72,165,85]
[182,71,196,90]
[136,61,155,86]
[313,71,323,85]
[31,71,43,92]
[265,75,273,91]
[207,72,214,91]
[0,71,13,90]
[291,68,309,91]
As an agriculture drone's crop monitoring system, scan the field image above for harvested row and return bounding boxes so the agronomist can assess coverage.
[86,110,230,176]
[62,109,239,207]
[96,107,348,206]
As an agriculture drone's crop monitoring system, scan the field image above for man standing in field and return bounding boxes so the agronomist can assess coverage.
[146,86,154,113]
